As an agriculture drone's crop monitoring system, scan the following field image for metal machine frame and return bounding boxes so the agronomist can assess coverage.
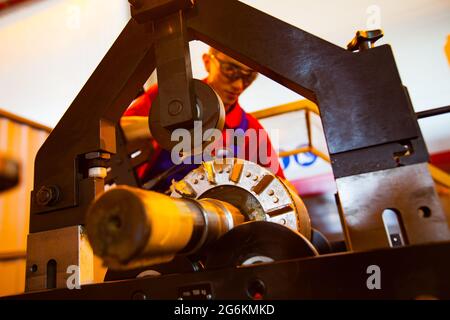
[11,241,450,299]
[17,0,450,298]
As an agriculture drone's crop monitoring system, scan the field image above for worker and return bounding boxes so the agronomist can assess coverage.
[121,47,285,191]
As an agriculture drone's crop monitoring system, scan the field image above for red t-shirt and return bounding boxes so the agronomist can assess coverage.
[123,84,285,181]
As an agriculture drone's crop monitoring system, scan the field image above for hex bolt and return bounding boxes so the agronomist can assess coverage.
[36,185,60,206]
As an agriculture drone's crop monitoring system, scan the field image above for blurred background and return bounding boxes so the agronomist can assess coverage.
[0,0,449,296]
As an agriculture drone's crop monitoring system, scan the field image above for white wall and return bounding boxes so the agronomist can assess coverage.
[0,0,449,152]
[0,0,130,126]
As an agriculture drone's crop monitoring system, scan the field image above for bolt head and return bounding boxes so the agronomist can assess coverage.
[36,185,59,206]
[168,100,184,116]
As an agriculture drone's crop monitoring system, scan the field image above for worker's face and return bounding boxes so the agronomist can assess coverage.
[203,51,258,111]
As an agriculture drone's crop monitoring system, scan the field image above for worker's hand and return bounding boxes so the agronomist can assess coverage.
[120,116,152,143]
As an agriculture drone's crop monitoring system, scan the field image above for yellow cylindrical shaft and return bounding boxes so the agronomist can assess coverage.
[86,186,243,270]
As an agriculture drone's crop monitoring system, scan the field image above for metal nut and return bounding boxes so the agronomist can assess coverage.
[36,185,60,206]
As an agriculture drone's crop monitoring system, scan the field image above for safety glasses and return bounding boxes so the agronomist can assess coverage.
[210,54,258,86]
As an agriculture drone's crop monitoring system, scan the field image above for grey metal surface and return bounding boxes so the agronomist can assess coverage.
[336,163,450,251]
[187,0,420,155]
[25,226,94,292]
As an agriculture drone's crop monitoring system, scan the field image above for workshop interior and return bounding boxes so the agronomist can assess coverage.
[0,0,450,299]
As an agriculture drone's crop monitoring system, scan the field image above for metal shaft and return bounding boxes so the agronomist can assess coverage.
[416,105,450,119]
[86,185,244,270]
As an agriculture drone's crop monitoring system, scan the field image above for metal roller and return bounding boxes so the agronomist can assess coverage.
[86,185,244,270]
